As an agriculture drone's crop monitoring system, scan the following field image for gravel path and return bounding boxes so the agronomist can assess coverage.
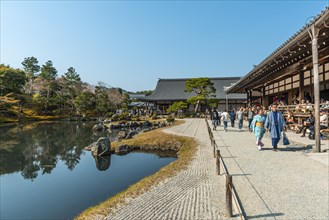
[106,119,227,220]
[211,122,329,219]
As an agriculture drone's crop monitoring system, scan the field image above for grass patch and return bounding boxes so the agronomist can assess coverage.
[111,120,185,150]
[76,120,197,220]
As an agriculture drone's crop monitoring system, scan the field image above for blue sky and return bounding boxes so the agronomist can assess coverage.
[1,0,328,92]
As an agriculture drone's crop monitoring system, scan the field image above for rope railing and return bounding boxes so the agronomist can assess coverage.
[204,117,247,220]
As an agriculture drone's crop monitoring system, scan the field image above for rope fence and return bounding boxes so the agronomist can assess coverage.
[205,117,247,220]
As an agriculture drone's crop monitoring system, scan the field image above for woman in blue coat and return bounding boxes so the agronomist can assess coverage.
[251,109,266,150]
[264,103,286,151]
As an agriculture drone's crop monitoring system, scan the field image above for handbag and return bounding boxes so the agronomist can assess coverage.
[283,132,290,145]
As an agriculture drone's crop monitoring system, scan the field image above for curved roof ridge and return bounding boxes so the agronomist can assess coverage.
[158,77,242,81]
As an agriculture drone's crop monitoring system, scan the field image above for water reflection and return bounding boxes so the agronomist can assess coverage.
[94,155,111,171]
[0,122,119,180]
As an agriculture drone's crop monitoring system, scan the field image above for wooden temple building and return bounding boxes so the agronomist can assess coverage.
[227,8,329,106]
[226,7,329,152]
[143,77,246,113]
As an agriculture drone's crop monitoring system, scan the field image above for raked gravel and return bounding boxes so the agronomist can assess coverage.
[105,119,228,220]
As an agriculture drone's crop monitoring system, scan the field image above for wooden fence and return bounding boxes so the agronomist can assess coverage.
[205,117,247,220]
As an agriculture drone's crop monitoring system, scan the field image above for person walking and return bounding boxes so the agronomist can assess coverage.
[211,109,220,131]
[221,109,230,132]
[217,109,222,127]
[251,109,266,150]
[229,109,236,127]
[265,103,286,151]
[237,107,244,131]
[247,107,254,132]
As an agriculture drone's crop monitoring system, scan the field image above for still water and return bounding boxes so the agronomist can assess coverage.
[0,122,176,219]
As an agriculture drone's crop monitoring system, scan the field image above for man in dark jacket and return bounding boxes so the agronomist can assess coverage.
[265,103,286,151]
[300,112,315,137]
[211,109,220,130]
[229,109,236,127]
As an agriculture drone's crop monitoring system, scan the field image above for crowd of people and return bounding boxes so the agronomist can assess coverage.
[210,102,329,151]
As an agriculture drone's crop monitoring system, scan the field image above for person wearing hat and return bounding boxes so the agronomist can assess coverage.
[265,103,286,151]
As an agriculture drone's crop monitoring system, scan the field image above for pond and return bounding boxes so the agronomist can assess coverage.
[0,122,177,219]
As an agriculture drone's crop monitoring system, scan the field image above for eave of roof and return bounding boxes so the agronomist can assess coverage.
[227,7,329,94]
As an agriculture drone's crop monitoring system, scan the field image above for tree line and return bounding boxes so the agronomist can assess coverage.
[0,57,131,118]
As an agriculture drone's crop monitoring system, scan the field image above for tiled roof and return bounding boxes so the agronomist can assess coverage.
[143,77,246,101]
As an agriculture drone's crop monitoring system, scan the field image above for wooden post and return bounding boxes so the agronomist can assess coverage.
[299,70,304,103]
[213,141,216,158]
[226,175,233,217]
[226,93,228,111]
[261,86,265,106]
[246,89,249,106]
[216,150,221,175]
[310,25,321,153]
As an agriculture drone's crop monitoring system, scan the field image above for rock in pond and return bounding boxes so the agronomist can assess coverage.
[90,137,111,157]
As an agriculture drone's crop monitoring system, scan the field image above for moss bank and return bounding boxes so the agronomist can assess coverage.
[76,120,197,220]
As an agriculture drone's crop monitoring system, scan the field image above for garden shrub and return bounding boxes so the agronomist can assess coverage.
[166,116,175,123]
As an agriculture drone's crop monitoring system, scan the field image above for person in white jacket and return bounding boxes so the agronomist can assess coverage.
[221,109,230,132]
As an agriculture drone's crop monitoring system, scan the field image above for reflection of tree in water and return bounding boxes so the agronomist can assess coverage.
[0,122,111,180]
[21,161,40,180]
[61,146,82,171]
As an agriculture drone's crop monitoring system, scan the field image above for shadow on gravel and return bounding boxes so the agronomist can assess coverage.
[230,173,251,177]
[217,145,231,148]
[221,156,237,159]
[247,212,284,219]
[256,146,312,152]
[279,145,313,152]
[258,148,277,151]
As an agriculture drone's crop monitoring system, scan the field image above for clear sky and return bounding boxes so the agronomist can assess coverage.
[1,0,328,92]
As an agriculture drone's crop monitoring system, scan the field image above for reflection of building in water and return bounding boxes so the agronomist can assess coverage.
[94,155,111,171]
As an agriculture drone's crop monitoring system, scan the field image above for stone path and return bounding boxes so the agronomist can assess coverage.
[211,122,329,219]
[106,119,226,220]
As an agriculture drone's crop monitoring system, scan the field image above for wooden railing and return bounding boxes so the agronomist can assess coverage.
[205,117,247,220]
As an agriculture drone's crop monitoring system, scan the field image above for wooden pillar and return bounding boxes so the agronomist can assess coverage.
[297,70,305,125]
[226,175,233,217]
[216,150,220,175]
[262,86,267,108]
[288,90,293,105]
[299,70,304,102]
[225,93,228,111]
[249,90,253,105]
[310,25,321,153]
[246,89,249,106]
